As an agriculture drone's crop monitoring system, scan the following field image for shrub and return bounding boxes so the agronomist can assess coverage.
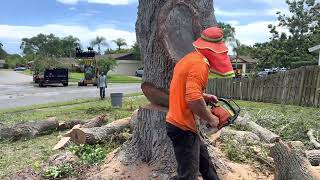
[43,164,74,179]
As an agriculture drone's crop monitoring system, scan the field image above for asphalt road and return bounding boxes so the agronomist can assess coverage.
[0,70,141,110]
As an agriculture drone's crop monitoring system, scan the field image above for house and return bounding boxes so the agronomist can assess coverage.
[231,56,257,76]
[0,59,5,68]
[97,53,142,76]
[309,44,320,66]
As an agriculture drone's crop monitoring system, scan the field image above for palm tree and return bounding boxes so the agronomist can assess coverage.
[112,38,127,51]
[90,36,108,55]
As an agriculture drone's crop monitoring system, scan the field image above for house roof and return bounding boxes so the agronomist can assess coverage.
[309,45,320,52]
[231,56,257,64]
[96,52,137,60]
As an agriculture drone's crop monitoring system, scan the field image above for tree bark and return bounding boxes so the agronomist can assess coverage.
[137,0,217,106]
[270,140,319,180]
[307,150,320,166]
[69,117,131,144]
[0,117,59,141]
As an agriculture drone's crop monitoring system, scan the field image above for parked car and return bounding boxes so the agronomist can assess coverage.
[135,67,144,77]
[14,67,27,71]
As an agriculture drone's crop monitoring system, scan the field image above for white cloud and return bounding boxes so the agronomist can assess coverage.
[57,0,137,5]
[57,0,79,5]
[233,21,288,45]
[0,24,136,53]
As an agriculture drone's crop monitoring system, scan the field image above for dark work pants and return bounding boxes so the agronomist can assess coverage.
[166,122,219,180]
[99,87,105,99]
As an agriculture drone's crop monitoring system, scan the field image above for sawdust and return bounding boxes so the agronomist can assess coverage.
[88,138,275,180]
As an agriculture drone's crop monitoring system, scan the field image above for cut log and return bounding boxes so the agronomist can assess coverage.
[58,120,87,131]
[307,129,320,149]
[69,117,131,144]
[270,140,319,180]
[307,150,320,166]
[53,137,72,150]
[220,128,260,144]
[82,115,107,128]
[58,115,107,130]
[0,117,59,141]
[236,114,280,143]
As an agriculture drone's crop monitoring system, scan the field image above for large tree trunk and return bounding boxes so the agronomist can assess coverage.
[137,0,217,106]
[123,0,222,177]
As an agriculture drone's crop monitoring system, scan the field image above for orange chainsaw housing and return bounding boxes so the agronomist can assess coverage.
[211,106,230,129]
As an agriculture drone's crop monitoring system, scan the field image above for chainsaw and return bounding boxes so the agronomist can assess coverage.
[199,98,241,136]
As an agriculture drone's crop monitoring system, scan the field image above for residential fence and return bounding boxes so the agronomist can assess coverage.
[206,66,320,107]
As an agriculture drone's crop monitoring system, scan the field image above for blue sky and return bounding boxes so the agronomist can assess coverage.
[0,0,290,54]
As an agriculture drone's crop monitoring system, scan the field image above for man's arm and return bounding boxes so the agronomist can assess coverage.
[187,98,219,128]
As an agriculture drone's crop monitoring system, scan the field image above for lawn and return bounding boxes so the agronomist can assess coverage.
[236,100,320,146]
[0,94,147,177]
[1,95,319,177]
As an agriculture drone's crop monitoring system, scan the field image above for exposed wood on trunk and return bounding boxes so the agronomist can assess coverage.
[141,83,169,107]
[236,114,280,143]
[69,117,131,144]
[307,150,320,166]
[270,140,319,180]
[0,117,59,141]
[308,129,320,149]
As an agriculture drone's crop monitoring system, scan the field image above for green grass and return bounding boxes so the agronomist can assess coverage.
[0,94,147,177]
[234,100,320,146]
[69,72,141,83]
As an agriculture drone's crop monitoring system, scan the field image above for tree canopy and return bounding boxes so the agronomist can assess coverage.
[236,0,320,69]
[90,36,108,55]
[112,38,127,51]
[20,34,80,58]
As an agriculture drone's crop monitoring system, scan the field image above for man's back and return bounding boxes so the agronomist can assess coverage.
[99,75,106,87]
[166,51,209,133]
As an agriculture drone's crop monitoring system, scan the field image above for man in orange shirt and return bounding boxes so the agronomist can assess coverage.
[166,27,234,180]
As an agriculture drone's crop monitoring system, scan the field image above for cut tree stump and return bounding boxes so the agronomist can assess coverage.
[236,114,280,143]
[69,117,131,144]
[307,150,320,166]
[270,140,319,180]
[308,129,320,149]
[0,117,59,141]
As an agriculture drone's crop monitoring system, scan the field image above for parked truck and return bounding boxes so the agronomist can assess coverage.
[38,68,69,87]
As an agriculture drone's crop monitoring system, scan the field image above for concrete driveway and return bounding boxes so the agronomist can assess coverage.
[0,70,141,110]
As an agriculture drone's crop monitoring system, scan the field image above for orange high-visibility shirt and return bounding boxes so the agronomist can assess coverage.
[166,51,209,133]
